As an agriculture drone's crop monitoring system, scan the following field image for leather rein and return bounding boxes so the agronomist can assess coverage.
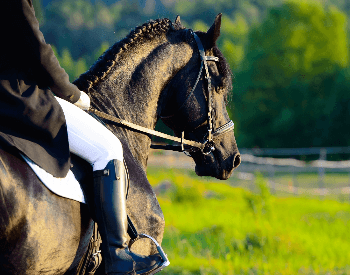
[88,30,234,155]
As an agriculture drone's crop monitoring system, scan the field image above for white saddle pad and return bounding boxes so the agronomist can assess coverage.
[21,154,86,204]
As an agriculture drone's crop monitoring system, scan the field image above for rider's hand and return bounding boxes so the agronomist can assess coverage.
[74,91,91,111]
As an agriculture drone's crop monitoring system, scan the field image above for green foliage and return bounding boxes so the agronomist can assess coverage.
[192,20,209,32]
[172,0,238,17]
[74,58,88,79]
[173,1,197,16]
[54,0,94,29]
[52,47,88,81]
[231,0,350,148]
[33,0,44,23]
[93,41,110,61]
[60,48,75,77]
[218,13,249,72]
[245,0,348,85]
[48,0,121,29]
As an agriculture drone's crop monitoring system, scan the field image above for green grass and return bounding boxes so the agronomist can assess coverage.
[147,167,350,274]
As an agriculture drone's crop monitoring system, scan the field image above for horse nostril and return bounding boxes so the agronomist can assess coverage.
[233,153,241,169]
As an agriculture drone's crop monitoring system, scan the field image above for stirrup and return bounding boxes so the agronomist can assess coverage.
[128,233,170,275]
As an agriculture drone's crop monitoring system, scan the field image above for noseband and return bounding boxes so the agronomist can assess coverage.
[88,30,234,155]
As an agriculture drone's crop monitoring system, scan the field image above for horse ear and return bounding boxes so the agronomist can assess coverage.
[173,15,185,30]
[175,15,181,25]
[207,13,222,47]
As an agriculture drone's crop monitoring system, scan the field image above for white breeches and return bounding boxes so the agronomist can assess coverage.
[55,97,123,171]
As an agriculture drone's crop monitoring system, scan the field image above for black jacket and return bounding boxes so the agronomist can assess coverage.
[0,0,81,177]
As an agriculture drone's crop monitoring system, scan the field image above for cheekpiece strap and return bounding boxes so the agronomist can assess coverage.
[191,31,219,143]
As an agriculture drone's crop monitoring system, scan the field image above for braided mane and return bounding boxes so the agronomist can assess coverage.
[73,18,172,91]
[73,17,233,95]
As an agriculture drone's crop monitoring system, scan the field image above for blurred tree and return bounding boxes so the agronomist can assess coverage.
[245,0,348,87]
[43,0,116,60]
[59,48,75,81]
[33,0,44,23]
[231,0,350,148]
[190,13,250,75]
[55,0,95,29]
[52,46,89,80]
[219,13,249,72]
[83,41,111,68]
[74,58,88,80]
[192,20,209,32]
[40,0,278,63]
[94,41,111,61]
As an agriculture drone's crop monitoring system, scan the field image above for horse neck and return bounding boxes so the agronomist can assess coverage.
[91,35,193,169]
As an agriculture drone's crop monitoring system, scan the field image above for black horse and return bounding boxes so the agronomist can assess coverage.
[0,15,240,274]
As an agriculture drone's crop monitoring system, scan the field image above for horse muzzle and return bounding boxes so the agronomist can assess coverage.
[192,149,241,180]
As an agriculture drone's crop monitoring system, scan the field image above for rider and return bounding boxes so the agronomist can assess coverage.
[0,0,163,274]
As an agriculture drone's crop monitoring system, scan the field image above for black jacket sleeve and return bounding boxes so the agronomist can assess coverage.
[19,0,81,103]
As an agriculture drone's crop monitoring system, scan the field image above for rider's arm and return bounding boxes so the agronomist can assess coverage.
[19,0,81,103]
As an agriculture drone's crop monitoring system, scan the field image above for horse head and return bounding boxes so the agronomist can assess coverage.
[75,14,240,179]
[159,14,241,180]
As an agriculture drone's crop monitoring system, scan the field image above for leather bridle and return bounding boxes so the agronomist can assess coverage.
[159,30,234,155]
[89,30,234,155]
[187,30,234,154]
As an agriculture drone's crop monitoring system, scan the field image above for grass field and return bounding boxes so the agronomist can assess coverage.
[147,167,350,275]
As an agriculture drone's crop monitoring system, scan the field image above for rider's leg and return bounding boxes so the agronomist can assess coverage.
[93,159,162,274]
[55,97,123,171]
[55,97,163,274]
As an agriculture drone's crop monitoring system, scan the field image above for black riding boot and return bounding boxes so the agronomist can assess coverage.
[93,159,163,275]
